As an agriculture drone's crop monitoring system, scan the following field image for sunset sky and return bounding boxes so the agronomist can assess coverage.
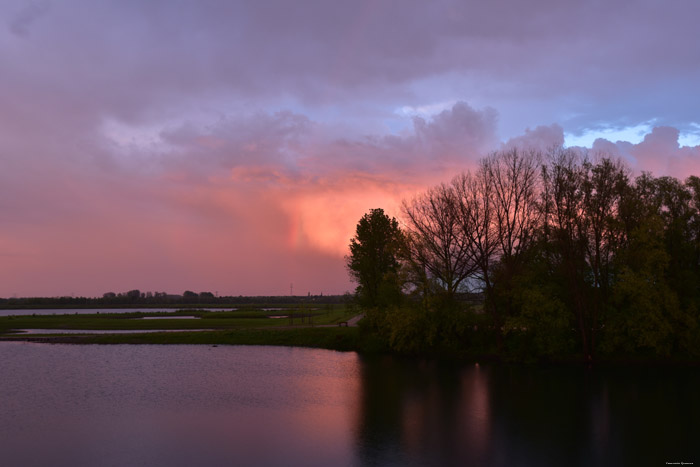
[2,0,700,297]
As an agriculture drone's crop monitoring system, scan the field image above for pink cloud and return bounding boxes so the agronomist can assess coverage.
[592,126,700,179]
[3,95,700,298]
[504,124,565,152]
[2,0,700,297]
[1,101,498,296]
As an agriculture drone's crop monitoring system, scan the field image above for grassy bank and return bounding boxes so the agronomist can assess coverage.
[0,307,389,353]
[3,308,696,365]
[3,327,387,353]
[0,307,352,332]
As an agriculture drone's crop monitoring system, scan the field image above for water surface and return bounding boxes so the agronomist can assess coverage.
[0,308,236,317]
[1,343,697,466]
[14,328,216,334]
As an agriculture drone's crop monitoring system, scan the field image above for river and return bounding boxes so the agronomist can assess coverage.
[0,308,235,317]
[0,342,697,466]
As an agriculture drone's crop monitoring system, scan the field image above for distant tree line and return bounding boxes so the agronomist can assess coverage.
[348,147,700,361]
[0,291,350,308]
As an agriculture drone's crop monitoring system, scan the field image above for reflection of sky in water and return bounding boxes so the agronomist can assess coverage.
[16,329,216,334]
[0,343,697,466]
[138,316,200,320]
[0,308,237,317]
[461,364,490,463]
[0,344,362,467]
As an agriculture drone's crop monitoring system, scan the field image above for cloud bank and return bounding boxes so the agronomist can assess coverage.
[1,0,699,296]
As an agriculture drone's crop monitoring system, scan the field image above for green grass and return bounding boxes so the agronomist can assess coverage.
[0,326,389,353]
[75,328,362,350]
[0,307,353,333]
[0,306,374,352]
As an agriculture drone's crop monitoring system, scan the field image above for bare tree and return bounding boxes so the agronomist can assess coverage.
[485,148,542,263]
[452,167,498,303]
[475,147,544,344]
[541,148,589,355]
[402,183,476,300]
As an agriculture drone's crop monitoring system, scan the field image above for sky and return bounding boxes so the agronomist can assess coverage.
[1,0,700,298]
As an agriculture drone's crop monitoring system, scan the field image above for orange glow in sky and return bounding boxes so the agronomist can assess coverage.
[2,1,700,297]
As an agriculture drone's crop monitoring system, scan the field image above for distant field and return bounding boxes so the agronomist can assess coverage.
[0,305,356,335]
[0,305,383,352]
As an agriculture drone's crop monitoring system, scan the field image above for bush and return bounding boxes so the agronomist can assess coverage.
[505,287,574,358]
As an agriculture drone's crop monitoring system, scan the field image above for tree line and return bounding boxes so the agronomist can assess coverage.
[348,147,700,361]
[0,292,350,308]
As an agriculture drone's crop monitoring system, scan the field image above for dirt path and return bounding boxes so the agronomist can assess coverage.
[292,313,364,329]
[346,313,364,327]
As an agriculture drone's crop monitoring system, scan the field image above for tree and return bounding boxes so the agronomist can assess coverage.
[453,167,497,300]
[579,157,628,354]
[346,208,403,308]
[606,213,678,356]
[183,290,198,303]
[402,183,475,301]
[486,148,541,265]
[126,289,141,300]
[482,148,541,340]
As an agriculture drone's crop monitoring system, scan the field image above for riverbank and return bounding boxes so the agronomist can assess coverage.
[0,308,384,352]
[2,309,698,366]
[0,307,354,331]
[1,327,371,350]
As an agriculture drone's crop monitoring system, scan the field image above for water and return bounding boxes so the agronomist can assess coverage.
[0,343,697,466]
[15,328,217,334]
[0,308,236,317]
[138,316,200,320]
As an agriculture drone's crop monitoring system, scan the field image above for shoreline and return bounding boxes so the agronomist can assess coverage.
[2,309,698,367]
[3,328,699,368]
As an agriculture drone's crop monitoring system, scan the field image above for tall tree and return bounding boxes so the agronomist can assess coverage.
[402,183,475,301]
[486,148,541,264]
[580,157,629,354]
[541,149,592,357]
[346,208,403,308]
[453,168,499,323]
[483,148,542,345]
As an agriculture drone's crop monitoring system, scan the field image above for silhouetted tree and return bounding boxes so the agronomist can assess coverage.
[126,289,141,300]
[349,147,700,361]
[403,183,476,301]
[347,208,403,309]
[483,148,541,346]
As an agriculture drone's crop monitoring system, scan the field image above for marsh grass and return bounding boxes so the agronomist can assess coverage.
[0,326,389,353]
[0,306,367,352]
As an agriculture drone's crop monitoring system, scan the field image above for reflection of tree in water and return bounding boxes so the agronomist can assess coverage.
[486,366,592,466]
[487,366,700,466]
[353,355,492,466]
[589,367,700,465]
[353,359,700,466]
